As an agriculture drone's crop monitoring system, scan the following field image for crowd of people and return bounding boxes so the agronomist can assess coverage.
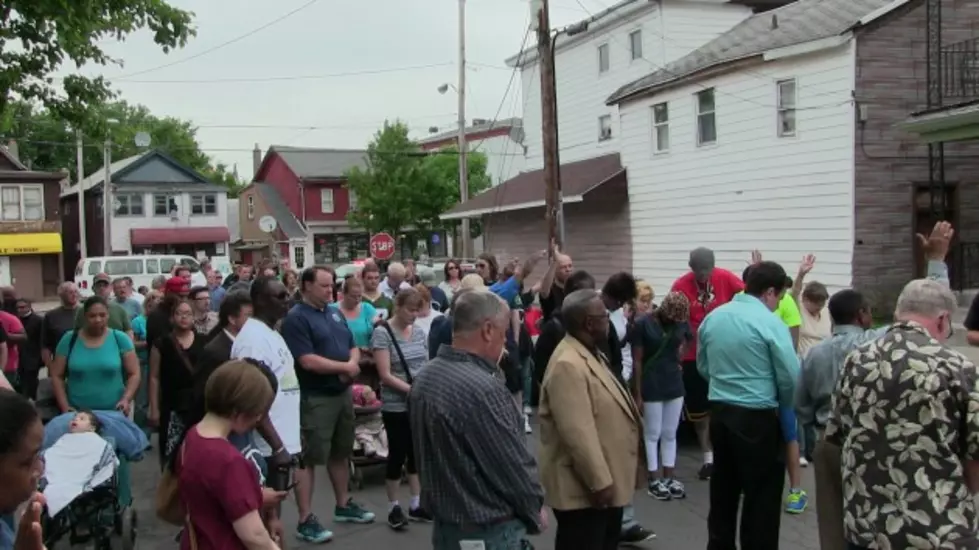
[0,220,976,550]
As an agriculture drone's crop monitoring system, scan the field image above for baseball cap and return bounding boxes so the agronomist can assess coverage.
[689,247,715,276]
[164,277,189,294]
[419,269,436,286]
[93,273,111,285]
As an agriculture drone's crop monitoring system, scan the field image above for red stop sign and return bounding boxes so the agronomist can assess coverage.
[369,232,396,260]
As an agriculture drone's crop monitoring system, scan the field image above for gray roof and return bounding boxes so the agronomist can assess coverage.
[606,0,900,105]
[269,146,367,179]
[418,117,523,146]
[61,154,144,197]
[255,183,307,239]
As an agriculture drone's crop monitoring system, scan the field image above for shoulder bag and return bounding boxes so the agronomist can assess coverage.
[155,441,187,525]
[381,321,413,386]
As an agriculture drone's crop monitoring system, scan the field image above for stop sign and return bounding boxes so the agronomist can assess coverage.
[369,232,396,260]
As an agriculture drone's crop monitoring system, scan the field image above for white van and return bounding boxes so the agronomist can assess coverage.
[75,255,207,296]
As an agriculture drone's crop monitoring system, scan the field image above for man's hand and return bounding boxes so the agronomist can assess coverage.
[14,493,46,550]
[917,220,955,262]
[538,507,549,532]
[798,254,816,276]
[590,485,615,508]
[750,249,763,265]
[345,360,361,379]
[262,488,289,508]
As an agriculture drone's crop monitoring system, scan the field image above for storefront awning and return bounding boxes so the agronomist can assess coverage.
[0,232,63,255]
[130,227,231,246]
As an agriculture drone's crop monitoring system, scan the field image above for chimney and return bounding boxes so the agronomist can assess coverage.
[252,144,262,179]
[5,140,18,162]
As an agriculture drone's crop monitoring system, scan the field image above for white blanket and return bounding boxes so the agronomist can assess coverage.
[41,432,119,516]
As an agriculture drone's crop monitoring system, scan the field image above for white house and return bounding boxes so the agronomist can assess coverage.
[418,118,526,186]
[605,0,936,299]
[60,149,231,260]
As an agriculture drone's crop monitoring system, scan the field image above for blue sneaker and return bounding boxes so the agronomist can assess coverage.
[296,514,333,543]
[785,489,809,514]
[334,498,376,524]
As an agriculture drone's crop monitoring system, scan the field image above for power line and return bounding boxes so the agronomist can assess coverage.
[110,63,455,84]
[471,19,533,155]
[108,0,325,81]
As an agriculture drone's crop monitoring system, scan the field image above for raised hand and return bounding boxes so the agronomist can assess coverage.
[750,249,763,265]
[917,221,955,261]
[798,254,816,275]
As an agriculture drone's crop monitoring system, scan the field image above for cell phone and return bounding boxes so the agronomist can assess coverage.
[285,480,298,492]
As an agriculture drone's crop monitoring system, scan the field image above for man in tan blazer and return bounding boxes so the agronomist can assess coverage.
[538,289,643,550]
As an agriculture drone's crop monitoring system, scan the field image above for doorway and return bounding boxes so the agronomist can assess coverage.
[913,183,959,286]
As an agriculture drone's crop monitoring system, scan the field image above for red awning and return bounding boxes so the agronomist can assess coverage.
[130,227,231,246]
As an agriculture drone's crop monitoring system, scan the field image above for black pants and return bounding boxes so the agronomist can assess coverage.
[848,545,870,550]
[553,507,622,550]
[707,403,785,550]
[381,411,416,480]
[18,364,40,400]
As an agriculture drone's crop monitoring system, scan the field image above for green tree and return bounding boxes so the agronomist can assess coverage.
[0,99,244,195]
[0,1,195,125]
[345,121,492,236]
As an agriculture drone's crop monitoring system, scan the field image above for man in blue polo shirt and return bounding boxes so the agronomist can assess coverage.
[282,266,376,543]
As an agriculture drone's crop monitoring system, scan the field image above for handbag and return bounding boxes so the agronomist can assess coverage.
[155,440,187,525]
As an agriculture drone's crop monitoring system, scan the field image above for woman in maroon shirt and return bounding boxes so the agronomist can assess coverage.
[177,360,282,550]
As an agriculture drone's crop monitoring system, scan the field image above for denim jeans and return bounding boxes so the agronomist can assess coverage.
[522,358,534,409]
[621,503,637,531]
[433,519,527,550]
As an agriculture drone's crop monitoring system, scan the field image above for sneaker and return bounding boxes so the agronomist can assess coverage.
[697,463,713,480]
[799,457,809,467]
[785,488,809,514]
[296,514,334,543]
[619,524,656,545]
[408,506,434,522]
[647,479,670,500]
[666,478,686,499]
[335,498,376,524]
[524,415,533,434]
[387,505,408,530]
[524,405,533,416]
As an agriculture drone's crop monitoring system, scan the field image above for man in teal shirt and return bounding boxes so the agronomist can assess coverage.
[696,261,800,550]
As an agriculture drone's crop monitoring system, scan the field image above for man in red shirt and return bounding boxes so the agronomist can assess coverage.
[670,247,744,480]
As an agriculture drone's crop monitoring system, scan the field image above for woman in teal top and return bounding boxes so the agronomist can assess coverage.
[331,276,379,348]
[48,296,141,414]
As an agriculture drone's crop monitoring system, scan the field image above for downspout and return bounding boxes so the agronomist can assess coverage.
[299,178,307,227]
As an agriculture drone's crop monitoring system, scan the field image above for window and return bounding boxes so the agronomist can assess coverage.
[190,194,217,215]
[153,194,179,216]
[146,259,159,274]
[629,30,643,60]
[652,102,669,153]
[696,88,717,145]
[598,115,612,141]
[23,187,42,221]
[320,189,335,213]
[2,187,21,221]
[777,79,797,137]
[104,259,144,276]
[0,185,43,221]
[87,261,102,276]
[294,247,306,269]
[247,195,255,220]
[115,193,144,216]
[179,257,201,273]
[598,43,610,73]
[160,258,176,274]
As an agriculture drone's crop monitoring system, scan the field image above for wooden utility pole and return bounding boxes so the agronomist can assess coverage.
[457,0,472,259]
[536,0,563,253]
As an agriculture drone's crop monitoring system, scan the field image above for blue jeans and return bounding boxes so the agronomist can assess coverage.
[433,519,527,550]
[522,358,533,408]
[621,503,637,531]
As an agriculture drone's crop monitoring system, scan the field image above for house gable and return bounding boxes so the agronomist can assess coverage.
[113,150,212,185]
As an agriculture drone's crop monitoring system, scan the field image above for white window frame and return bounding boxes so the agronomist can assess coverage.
[629,30,643,61]
[0,184,44,222]
[652,102,670,153]
[190,193,217,216]
[777,78,798,137]
[114,193,144,217]
[247,195,255,220]
[598,115,612,142]
[153,193,179,217]
[320,188,335,214]
[695,88,717,146]
[598,43,610,74]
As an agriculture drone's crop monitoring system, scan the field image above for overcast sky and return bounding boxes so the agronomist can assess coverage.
[72,0,596,177]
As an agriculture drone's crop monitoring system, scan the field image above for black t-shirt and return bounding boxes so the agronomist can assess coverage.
[631,315,691,402]
[41,306,77,354]
[540,283,566,321]
[146,308,172,351]
[965,293,979,332]
[19,313,43,370]
[154,332,206,419]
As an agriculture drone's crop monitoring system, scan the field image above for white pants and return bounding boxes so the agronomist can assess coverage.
[643,397,684,472]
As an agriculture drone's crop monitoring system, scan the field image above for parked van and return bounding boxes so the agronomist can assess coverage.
[75,255,207,296]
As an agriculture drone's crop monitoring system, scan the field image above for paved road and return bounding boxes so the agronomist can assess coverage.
[124,428,821,550]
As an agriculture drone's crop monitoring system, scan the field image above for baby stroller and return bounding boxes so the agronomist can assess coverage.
[40,414,148,550]
[349,361,388,491]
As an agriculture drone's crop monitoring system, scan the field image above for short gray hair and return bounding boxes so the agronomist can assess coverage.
[562,289,601,333]
[58,282,77,295]
[387,262,405,277]
[452,289,507,334]
[894,278,957,319]
[151,275,167,290]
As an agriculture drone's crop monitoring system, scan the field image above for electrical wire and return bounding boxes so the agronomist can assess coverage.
[110,62,455,84]
[469,21,533,156]
[108,0,325,81]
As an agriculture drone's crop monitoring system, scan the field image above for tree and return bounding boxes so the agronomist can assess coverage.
[0,1,195,125]
[0,99,245,195]
[345,121,492,236]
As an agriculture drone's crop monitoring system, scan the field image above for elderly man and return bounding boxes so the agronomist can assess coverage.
[410,289,546,549]
[671,247,744,480]
[697,261,800,550]
[207,269,227,311]
[75,273,133,337]
[111,277,142,320]
[379,262,412,299]
[539,289,641,550]
[538,241,574,320]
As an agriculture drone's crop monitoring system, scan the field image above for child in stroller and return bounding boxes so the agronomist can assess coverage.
[40,410,143,550]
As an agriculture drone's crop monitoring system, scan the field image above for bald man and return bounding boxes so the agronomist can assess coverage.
[539,243,574,320]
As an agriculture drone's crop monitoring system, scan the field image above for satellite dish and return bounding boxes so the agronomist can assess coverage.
[111,198,122,211]
[259,215,277,233]
[134,132,151,148]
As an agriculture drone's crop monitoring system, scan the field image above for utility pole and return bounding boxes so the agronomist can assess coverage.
[75,130,87,259]
[457,0,472,259]
[102,138,112,256]
[535,0,564,252]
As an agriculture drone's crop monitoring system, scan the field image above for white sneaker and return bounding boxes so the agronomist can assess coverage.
[800,457,809,467]
[524,415,533,434]
[523,405,533,416]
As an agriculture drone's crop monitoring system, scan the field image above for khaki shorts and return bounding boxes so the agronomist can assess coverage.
[300,389,355,466]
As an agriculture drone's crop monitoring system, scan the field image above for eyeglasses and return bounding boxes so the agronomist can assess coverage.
[476,262,488,268]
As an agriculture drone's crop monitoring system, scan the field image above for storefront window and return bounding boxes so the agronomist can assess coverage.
[313,233,371,264]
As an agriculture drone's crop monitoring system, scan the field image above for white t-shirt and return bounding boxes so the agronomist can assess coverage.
[414,309,444,337]
[379,278,411,299]
[609,308,633,382]
[230,318,302,455]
